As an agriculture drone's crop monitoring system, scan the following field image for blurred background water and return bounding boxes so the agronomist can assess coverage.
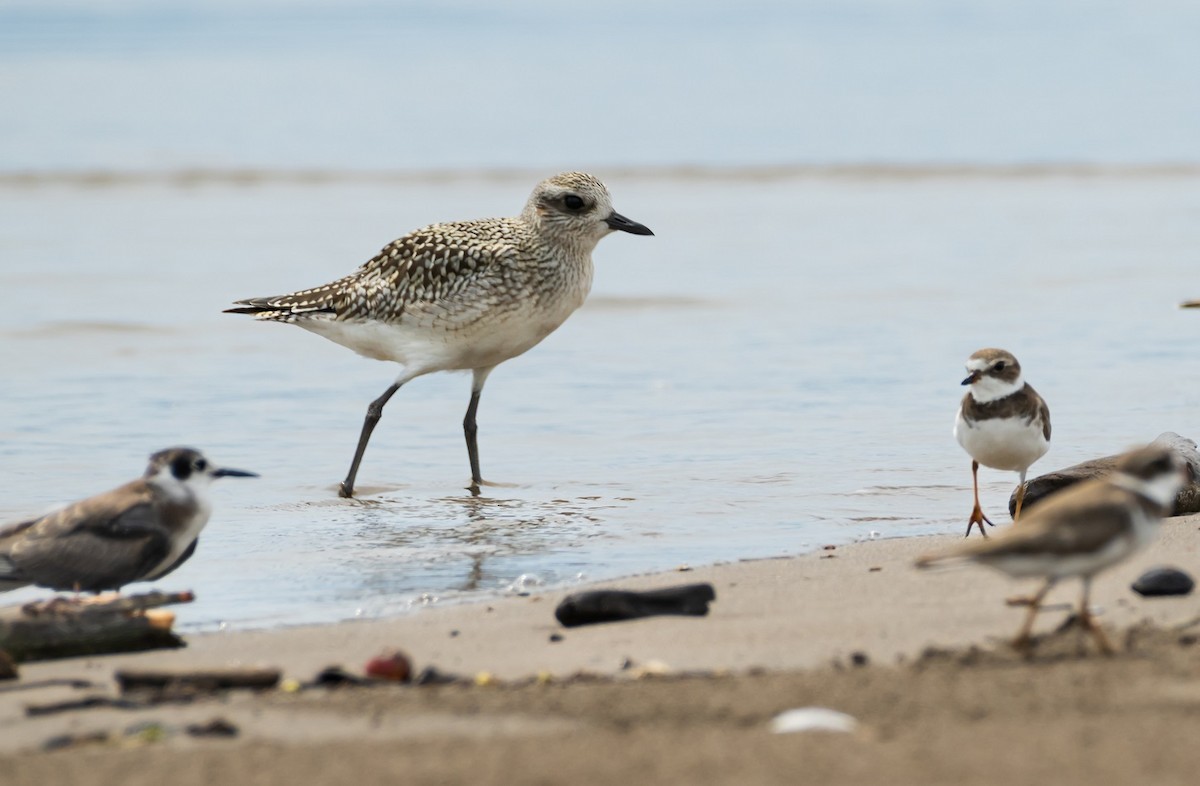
[1,1,1198,629]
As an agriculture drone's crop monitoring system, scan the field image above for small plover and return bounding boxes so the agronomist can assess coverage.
[917,445,1187,654]
[954,348,1051,537]
[226,172,653,497]
[0,448,256,593]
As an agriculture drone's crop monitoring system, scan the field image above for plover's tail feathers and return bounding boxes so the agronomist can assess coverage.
[915,536,1003,570]
[225,290,339,322]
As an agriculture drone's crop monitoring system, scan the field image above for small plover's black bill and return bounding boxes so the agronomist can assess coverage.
[954,348,1051,537]
[917,445,1188,655]
[226,172,652,498]
[0,448,257,593]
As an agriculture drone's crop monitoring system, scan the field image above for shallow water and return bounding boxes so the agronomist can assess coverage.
[2,171,1198,629]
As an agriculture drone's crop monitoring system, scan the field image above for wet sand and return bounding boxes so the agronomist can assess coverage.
[3,515,1200,784]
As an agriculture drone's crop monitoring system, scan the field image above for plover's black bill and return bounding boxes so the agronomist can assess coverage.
[213,467,258,478]
[605,211,654,235]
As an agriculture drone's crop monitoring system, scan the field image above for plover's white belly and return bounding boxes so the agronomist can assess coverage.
[302,289,585,374]
[984,531,1136,580]
[955,410,1049,472]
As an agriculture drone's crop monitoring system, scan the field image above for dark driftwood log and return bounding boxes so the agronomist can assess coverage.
[0,591,192,663]
[115,667,281,694]
[1009,435,1200,518]
[555,583,717,627]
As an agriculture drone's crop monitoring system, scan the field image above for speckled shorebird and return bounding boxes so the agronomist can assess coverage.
[954,348,1051,538]
[918,445,1187,654]
[226,172,653,498]
[0,448,257,593]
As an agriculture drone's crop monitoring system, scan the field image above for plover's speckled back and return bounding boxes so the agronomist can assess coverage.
[226,172,653,498]
[0,448,257,593]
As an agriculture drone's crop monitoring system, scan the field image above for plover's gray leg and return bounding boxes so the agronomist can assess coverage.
[463,367,494,496]
[340,382,404,499]
[966,460,995,538]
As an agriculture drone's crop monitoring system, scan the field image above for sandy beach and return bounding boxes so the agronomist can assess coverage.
[2,516,1199,784]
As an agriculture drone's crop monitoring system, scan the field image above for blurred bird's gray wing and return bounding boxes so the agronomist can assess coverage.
[0,518,39,590]
[980,485,1139,560]
[224,220,519,323]
[10,499,171,592]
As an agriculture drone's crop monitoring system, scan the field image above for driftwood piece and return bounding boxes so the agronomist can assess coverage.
[0,591,193,663]
[115,667,281,694]
[555,583,717,628]
[1009,432,1200,518]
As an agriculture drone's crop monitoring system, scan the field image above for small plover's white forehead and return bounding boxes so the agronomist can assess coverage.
[965,348,1019,372]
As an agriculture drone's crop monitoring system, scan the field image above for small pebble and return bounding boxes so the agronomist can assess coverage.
[186,718,239,738]
[850,652,869,667]
[549,633,563,643]
[1131,567,1195,597]
[364,650,413,682]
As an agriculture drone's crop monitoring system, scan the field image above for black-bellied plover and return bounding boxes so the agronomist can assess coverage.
[918,445,1186,654]
[0,448,257,593]
[954,348,1051,537]
[226,172,653,497]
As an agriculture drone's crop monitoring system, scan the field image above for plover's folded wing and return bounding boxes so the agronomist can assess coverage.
[225,220,518,324]
[10,501,171,592]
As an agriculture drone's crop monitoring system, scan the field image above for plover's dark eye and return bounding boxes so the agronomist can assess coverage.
[563,194,585,211]
[170,456,193,480]
[994,362,1006,372]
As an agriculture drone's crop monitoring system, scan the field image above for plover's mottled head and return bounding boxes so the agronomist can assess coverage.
[524,172,653,247]
[1113,444,1189,512]
[144,447,258,501]
[961,348,1025,402]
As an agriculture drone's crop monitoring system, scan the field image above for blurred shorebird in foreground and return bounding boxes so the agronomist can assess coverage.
[226,172,653,498]
[917,445,1188,655]
[954,348,1051,537]
[0,448,256,593]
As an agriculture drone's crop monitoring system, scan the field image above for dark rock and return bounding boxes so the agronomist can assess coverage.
[312,666,368,687]
[186,718,239,738]
[554,583,716,628]
[1132,567,1195,597]
[412,666,462,686]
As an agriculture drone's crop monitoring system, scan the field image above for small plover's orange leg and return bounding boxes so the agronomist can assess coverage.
[965,461,995,538]
[1012,470,1029,523]
[1078,577,1114,655]
[1012,578,1055,654]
